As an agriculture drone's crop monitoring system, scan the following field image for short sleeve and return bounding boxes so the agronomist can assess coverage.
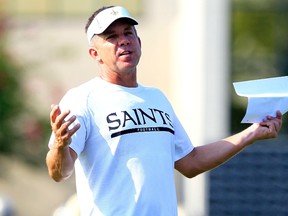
[173,114,194,161]
[48,88,90,156]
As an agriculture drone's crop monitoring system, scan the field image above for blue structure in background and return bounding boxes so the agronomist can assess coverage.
[209,135,288,215]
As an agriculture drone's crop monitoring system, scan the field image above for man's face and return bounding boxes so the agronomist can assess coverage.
[92,20,142,74]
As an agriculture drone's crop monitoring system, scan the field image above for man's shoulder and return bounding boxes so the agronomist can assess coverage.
[140,84,167,98]
[67,77,100,95]
[139,84,163,93]
[60,78,100,104]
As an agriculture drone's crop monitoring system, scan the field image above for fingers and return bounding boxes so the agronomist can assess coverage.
[262,111,282,123]
[55,110,71,129]
[66,122,81,139]
[50,104,61,125]
[59,115,80,136]
[276,110,282,119]
[260,111,282,137]
[50,105,71,129]
[50,104,80,148]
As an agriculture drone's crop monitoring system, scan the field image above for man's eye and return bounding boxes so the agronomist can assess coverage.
[125,31,133,36]
[106,34,116,40]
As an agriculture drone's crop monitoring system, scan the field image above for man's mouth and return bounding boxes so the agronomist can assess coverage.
[120,51,132,56]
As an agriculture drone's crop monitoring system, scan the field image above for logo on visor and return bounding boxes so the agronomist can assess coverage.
[110,9,119,16]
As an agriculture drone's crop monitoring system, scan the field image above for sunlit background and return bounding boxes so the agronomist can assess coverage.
[0,0,288,215]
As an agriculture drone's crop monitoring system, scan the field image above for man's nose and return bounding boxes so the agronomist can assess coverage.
[119,35,129,46]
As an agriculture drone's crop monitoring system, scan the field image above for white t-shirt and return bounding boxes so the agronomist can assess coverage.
[49,77,194,216]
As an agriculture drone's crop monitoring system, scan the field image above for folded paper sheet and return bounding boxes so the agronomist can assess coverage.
[233,76,288,123]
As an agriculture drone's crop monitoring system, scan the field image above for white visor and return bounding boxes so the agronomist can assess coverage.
[87,6,138,43]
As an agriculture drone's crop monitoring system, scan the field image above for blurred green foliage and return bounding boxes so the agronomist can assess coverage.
[0,18,50,167]
[0,47,23,153]
[231,0,288,132]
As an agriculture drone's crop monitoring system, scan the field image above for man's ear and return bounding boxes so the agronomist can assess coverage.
[138,36,142,48]
[89,47,102,63]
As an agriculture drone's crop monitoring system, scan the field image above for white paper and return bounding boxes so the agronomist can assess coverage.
[233,76,288,123]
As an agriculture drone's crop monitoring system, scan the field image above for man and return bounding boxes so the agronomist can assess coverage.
[46,6,283,216]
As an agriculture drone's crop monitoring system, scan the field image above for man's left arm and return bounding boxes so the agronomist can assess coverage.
[175,111,282,178]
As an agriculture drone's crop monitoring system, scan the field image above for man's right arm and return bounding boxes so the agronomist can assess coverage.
[47,105,80,182]
[46,146,77,182]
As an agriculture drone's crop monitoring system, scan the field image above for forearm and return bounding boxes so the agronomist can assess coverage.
[46,145,75,182]
[176,125,258,178]
[176,112,282,178]
[194,126,256,172]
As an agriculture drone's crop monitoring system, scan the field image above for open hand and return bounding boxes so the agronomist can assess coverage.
[50,104,80,149]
